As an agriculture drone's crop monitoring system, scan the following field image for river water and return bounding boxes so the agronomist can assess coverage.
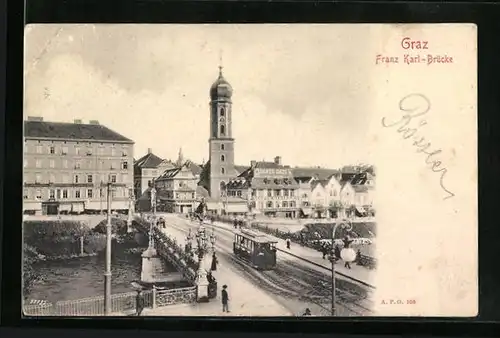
[27,243,189,303]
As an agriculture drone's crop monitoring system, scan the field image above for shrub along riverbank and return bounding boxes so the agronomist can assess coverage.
[22,218,140,297]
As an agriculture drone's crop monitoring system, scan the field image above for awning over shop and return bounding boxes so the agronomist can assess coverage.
[71,203,84,213]
[59,203,71,212]
[301,208,313,215]
[206,202,221,211]
[224,203,249,214]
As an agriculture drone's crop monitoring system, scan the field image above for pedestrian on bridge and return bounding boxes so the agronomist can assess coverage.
[135,289,144,316]
[221,285,230,313]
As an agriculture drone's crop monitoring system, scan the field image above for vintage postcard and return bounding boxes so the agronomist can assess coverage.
[22,24,477,317]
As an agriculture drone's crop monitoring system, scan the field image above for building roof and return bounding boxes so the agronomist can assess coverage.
[311,180,329,190]
[291,167,340,181]
[134,152,164,169]
[235,165,249,174]
[24,120,133,143]
[185,160,203,176]
[226,177,251,189]
[157,167,182,180]
[352,185,373,193]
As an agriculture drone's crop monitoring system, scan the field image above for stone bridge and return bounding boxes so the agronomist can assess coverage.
[132,217,198,284]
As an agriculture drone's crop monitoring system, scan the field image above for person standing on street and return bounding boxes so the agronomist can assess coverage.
[221,285,230,313]
[286,238,291,250]
[211,252,218,271]
[135,289,144,316]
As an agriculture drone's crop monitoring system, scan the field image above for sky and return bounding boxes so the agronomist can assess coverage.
[24,24,374,168]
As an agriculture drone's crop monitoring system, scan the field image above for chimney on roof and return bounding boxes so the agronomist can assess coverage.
[27,116,43,122]
[147,148,152,154]
[74,119,82,124]
[250,160,257,167]
[89,120,100,125]
[274,156,282,165]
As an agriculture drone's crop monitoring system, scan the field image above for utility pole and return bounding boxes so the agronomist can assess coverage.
[104,182,112,315]
[331,220,336,316]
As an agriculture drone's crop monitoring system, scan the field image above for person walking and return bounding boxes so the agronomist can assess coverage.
[302,308,312,316]
[286,238,291,250]
[211,252,218,271]
[135,289,144,316]
[221,285,230,313]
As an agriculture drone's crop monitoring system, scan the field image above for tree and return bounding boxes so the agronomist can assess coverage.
[23,244,41,299]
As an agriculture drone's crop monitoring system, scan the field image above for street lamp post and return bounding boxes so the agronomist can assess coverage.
[104,181,113,315]
[327,217,356,316]
[194,224,210,302]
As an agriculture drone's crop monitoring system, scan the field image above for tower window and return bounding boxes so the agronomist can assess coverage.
[220,108,225,117]
[221,167,225,174]
[220,144,225,151]
[221,154,225,162]
[220,125,225,136]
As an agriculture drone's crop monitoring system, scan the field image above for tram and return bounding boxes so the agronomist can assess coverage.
[233,228,277,270]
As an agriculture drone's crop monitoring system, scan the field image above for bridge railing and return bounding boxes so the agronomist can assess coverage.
[23,290,154,316]
[154,286,197,307]
[133,217,198,283]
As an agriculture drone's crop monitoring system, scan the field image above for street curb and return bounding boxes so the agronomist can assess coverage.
[276,248,375,289]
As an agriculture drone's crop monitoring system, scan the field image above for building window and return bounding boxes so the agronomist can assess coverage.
[23,189,28,199]
[192,193,195,199]
[220,125,225,136]
[110,175,117,183]
[290,201,296,208]
[122,161,128,170]
[87,174,93,183]
[49,159,55,168]
[35,173,42,183]
[267,201,273,208]
[220,144,225,151]
[75,190,81,198]
[49,146,55,154]
[36,145,42,154]
[220,108,225,117]
[74,175,79,183]
[267,190,272,197]
[221,167,225,174]
[111,148,116,156]
[75,161,81,169]
[62,146,68,155]
[49,189,55,199]
[86,147,93,156]
[275,190,281,196]
[75,147,81,155]
[110,162,116,170]
[283,201,288,208]
[35,159,42,168]
[237,190,242,197]
[221,155,225,162]
[35,189,42,199]
[87,189,93,198]
[62,189,68,199]
[175,193,180,199]
[283,189,289,197]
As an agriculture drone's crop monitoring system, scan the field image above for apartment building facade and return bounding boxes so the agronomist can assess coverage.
[23,117,134,215]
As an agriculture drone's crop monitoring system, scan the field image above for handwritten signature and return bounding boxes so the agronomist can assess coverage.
[381,93,455,200]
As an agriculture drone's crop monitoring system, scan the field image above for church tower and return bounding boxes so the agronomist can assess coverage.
[208,65,235,199]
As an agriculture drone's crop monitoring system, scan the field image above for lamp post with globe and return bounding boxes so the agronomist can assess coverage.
[327,218,356,316]
[194,225,210,302]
